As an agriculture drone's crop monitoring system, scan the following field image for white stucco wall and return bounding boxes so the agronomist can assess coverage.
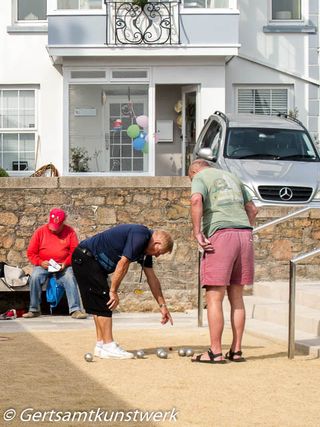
[226,56,308,124]
[0,3,63,175]
[226,0,317,130]
[238,0,308,75]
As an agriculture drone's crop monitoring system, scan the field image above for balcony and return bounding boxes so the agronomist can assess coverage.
[107,1,179,45]
[47,1,239,58]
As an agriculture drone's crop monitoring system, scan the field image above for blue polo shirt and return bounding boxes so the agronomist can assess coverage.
[80,224,153,272]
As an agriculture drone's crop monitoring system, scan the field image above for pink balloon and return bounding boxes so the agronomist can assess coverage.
[154,133,159,143]
[136,115,149,128]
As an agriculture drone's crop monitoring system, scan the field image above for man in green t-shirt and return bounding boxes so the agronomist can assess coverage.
[189,159,258,364]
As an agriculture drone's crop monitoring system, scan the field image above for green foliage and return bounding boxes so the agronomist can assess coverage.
[0,167,9,177]
[132,0,149,9]
[288,107,299,119]
[69,147,91,172]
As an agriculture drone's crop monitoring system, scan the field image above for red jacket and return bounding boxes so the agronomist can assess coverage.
[27,224,79,267]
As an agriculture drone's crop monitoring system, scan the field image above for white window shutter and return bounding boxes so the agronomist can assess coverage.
[238,88,288,116]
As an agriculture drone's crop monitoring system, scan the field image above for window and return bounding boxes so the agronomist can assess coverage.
[201,120,221,152]
[68,84,149,174]
[237,88,288,116]
[0,90,36,172]
[17,0,47,21]
[183,0,230,8]
[57,0,102,9]
[271,0,301,20]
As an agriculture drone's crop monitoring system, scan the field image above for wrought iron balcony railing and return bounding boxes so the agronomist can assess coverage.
[104,1,180,45]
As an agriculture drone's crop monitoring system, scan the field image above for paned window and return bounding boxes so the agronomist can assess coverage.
[57,0,102,9]
[0,90,36,172]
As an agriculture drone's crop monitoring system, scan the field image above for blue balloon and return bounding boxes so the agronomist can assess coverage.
[133,136,145,151]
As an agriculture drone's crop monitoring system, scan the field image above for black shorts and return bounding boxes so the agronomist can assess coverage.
[72,246,112,317]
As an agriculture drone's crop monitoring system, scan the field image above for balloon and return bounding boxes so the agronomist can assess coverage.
[154,133,159,143]
[176,114,182,128]
[127,124,140,139]
[112,119,122,131]
[133,136,145,151]
[142,142,149,154]
[136,115,149,129]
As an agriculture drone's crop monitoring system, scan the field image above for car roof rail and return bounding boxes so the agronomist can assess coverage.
[214,110,229,126]
[276,112,308,133]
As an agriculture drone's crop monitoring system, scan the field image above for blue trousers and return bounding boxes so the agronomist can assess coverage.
[28,266,82,313]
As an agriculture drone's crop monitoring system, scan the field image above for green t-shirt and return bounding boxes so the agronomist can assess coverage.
[191,168,252,238]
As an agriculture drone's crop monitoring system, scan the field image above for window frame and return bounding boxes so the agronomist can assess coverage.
[64,67,154,176]
[55,0,103,11]
[13,0,48,24]
[181,0,238,13]
[0,88,38,175]
[236,86,292,117]
[269,0,304,24]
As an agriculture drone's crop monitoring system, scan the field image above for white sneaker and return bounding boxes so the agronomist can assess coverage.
[100,342,134,359]
[94,345,102,357]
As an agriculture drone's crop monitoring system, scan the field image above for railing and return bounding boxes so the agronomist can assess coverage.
[288,248,320,359]
[105,1,180,45]
[197,207,320,359]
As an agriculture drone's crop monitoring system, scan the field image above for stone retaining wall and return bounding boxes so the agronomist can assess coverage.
[0,177,319,311]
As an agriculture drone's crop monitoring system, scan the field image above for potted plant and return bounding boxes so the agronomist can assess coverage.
[0,167,9,177]
[132,0,149,8]
[69,147,91,172]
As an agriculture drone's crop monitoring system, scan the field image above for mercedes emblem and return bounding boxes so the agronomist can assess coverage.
[279,187,293,201]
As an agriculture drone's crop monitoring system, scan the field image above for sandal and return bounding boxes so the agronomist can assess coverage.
[192,348,227,364]
[225,349,246,362]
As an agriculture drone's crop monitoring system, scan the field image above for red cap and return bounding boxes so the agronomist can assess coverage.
[48,208,66,231]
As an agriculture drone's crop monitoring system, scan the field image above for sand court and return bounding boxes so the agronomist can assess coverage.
[1,316,320,427]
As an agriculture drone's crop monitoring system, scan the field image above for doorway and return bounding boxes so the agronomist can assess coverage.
[182,85,199,176]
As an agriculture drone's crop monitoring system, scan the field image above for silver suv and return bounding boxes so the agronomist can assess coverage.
[193,111,320,206]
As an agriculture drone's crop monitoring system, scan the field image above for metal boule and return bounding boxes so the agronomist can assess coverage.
[178,348,186,357]
[136,350,145,359]
[156,348,165,356]
[84,352,93,362]
[185,348,194,357]
[158,350,168,359]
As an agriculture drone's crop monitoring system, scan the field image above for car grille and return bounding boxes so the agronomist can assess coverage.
[258,186,313,202]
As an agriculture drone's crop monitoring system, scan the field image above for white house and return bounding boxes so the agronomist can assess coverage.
[0,0,318,177]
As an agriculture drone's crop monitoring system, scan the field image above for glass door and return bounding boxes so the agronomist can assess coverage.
[105,96,148,172]
[182,85,199,175]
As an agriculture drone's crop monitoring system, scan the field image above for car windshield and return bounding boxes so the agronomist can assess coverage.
[225,128,320,162]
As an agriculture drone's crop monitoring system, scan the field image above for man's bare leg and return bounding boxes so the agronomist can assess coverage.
[227,284,245,359]
[193,286,226,361]
[93,315,113,343]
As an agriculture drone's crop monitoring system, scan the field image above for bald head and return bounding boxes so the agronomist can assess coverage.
[188,159,212,180]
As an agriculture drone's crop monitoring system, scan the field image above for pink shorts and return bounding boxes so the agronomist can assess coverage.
[201,228,254,287]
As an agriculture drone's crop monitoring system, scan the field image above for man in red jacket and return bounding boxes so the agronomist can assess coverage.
[22,208,87,319]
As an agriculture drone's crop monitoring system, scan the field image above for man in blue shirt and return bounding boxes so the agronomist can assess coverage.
[72,224,174,359]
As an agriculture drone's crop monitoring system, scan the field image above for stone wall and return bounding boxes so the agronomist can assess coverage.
[0,177,319,312]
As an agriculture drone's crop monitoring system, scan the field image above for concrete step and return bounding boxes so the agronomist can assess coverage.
[250,296,320,336]
[204,299,320,358]
[244,318,320,358]
[254,281,320,310]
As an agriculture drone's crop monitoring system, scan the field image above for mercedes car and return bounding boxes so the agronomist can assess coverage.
[193,111,320,206]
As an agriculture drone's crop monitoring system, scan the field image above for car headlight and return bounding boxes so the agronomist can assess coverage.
[313,188,320,200]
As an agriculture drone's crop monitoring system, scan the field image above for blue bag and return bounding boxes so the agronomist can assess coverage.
[46,276,65,312]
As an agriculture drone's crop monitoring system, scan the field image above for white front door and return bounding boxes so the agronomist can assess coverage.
[104,96,148,173]
[181,85,199,176]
